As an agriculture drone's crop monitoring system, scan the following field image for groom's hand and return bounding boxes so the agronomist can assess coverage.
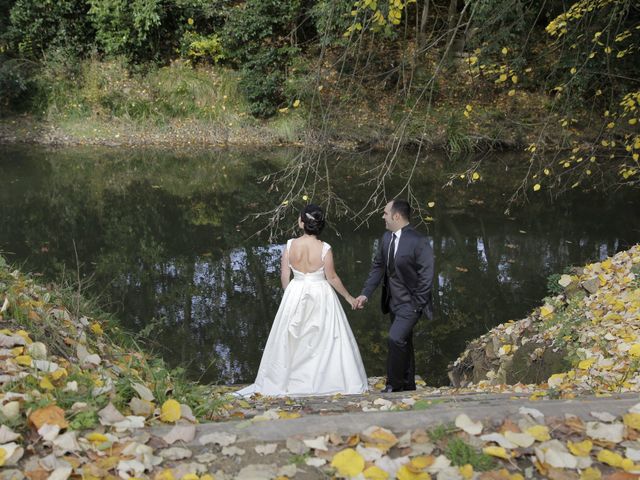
[355,295,368,309]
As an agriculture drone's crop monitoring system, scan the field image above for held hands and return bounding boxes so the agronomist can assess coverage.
[354,295,368,310]
[346,295,359,310]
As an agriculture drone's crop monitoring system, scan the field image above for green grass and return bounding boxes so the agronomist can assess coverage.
[428,422,457,442]
[445,437,495,471]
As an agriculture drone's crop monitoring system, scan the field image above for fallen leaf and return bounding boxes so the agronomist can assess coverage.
[162,424,196,444]
[255,443,278,455]
[98,403,126,426]
[29,405,68,429]
[567,439,593,456]
[160,399,181,423]
[199,432,236,447]
[304,435,328,451]
[331,448,365,477]
[483,446,511,460]
[456,414,483,435]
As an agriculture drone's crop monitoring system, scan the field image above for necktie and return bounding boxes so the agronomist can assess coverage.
[387,233,396,275]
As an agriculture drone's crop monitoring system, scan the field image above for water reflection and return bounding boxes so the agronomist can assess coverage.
[1,145,639,386]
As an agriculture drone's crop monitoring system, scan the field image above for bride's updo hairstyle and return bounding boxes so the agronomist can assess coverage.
[300,204,325,235]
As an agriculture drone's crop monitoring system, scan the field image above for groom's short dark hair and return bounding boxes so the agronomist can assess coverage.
[391,199,410,220]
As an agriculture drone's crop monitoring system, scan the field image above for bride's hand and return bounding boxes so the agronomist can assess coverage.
[347,296,358,310]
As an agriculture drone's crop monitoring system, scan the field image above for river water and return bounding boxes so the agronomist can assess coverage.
[1,144,638,386]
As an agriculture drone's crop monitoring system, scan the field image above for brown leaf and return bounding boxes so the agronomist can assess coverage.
[563,416,586,434]
[478,470,511,479]
[346,434,360,447]
[411,429,430,443]
[499,419,521,433]
[603,473,640,480]
[25,469,49,480]
[546,467,579,480]
[28,405,68,429]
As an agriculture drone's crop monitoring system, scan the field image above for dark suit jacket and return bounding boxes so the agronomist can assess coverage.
[361,225,434,319]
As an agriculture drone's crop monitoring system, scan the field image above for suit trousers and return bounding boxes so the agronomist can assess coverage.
[387,304,420,389]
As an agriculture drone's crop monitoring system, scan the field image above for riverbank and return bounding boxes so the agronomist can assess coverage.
[0,54,594,153]
[1,247,639,478]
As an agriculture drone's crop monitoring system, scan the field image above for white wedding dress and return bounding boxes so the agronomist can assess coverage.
[235,240,368,397]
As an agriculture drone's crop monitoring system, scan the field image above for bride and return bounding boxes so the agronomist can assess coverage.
[235,204,368,397]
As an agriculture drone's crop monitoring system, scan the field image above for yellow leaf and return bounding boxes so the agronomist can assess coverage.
[331,448,365,477]
[629,118,638,125]
[51,368,68,381]
[16,330,33,344]
[578,358,596,369]
[540,305,554,317]
[302,195,309,201]
[511,75,518,84]
[580,467,602,480]
[533,183,541,192]
[465,104,473,112]
[498,74,508,82]
[86,432,109,443]
[526,425,550,442]
[472,172,480,181]
[570,67,577,74]
[427,201,435,208]
[397,465,431,480]
[508,89,516,96]
[624,413,640,430]
[278,411,301,419]
[39,376,54,391]
[278,107,289,113]
[459,464,473,479]
[501,47,508,55]
[364,466,389,480]
[160,399,182,423]
[409,455,435,470]
[155,469,176,480]
[16,354,32,366]
[187,18,194,25]
[293,99,301,108]
[0,447,6,467]
[597,449,623,467]
[90,322,104,335]
[483,446,510,460]
[544,168,550,175]
[567,439,592,456]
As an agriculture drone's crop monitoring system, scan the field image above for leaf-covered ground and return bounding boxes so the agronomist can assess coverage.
[1,246,639,479]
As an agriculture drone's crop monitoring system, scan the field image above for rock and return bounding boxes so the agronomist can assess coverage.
[581,277,600,294]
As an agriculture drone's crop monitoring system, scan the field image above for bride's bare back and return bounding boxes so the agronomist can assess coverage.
[288,236,325,273]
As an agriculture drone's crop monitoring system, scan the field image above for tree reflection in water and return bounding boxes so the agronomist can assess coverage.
[1,145,638,386]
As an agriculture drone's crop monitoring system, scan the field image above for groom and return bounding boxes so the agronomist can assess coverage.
[355,199,434,392]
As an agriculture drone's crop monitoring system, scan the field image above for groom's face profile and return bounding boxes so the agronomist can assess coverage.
[382,201,400,231]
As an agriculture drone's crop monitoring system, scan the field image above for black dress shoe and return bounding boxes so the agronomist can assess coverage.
[381,385,402,393]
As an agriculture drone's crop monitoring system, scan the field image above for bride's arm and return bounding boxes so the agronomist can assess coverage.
[324,251,357,309]
[280,247,291,289]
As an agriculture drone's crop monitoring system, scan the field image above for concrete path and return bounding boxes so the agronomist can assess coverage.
[153,392,640,445]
